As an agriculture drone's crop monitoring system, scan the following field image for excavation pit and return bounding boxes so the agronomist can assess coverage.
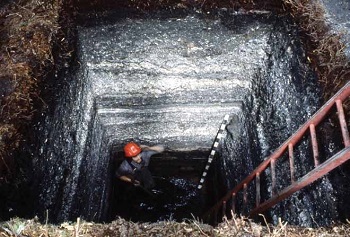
[33,9,325,224]
[1,2,349,228]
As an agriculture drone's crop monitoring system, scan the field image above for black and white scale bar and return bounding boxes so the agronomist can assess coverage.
[197,114,230,190]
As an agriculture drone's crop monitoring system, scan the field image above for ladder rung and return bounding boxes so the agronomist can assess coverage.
[271,159,277,196]
[231,193,236,214]
[222,201,226,218]
[288,143,295,183]
[256,173,261,207]
[243,183,248,213]
[310,124,320,167]
[336,99,350,147]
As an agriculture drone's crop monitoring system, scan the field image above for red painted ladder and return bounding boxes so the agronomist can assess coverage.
[203,81,350,223]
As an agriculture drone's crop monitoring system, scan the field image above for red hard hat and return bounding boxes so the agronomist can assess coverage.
[124,142,141,158]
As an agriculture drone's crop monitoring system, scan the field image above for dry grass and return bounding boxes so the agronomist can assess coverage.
[282,0,350,102]
[0,0,62,181]
[0,217,214,237]
[1,215,350,237]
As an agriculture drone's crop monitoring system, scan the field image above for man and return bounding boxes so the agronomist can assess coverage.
[116,142,164,190]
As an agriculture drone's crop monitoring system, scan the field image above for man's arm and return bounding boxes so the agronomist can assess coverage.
[116,162,140,185]
[140,144,165,153]
[119,175,133,183]
[119,175,141,186]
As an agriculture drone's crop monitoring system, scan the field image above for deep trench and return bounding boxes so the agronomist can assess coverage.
[4,7,350,227]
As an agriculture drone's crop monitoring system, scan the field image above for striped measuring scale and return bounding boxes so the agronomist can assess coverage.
[197,114,230,190]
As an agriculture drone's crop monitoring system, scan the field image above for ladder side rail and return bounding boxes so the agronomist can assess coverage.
[203,81,350,220]
[249,147,350,216]
[203,158,272,219]
[251,85,350,215]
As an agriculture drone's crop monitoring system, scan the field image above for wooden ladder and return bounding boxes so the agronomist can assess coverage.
[203,81,350,224]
